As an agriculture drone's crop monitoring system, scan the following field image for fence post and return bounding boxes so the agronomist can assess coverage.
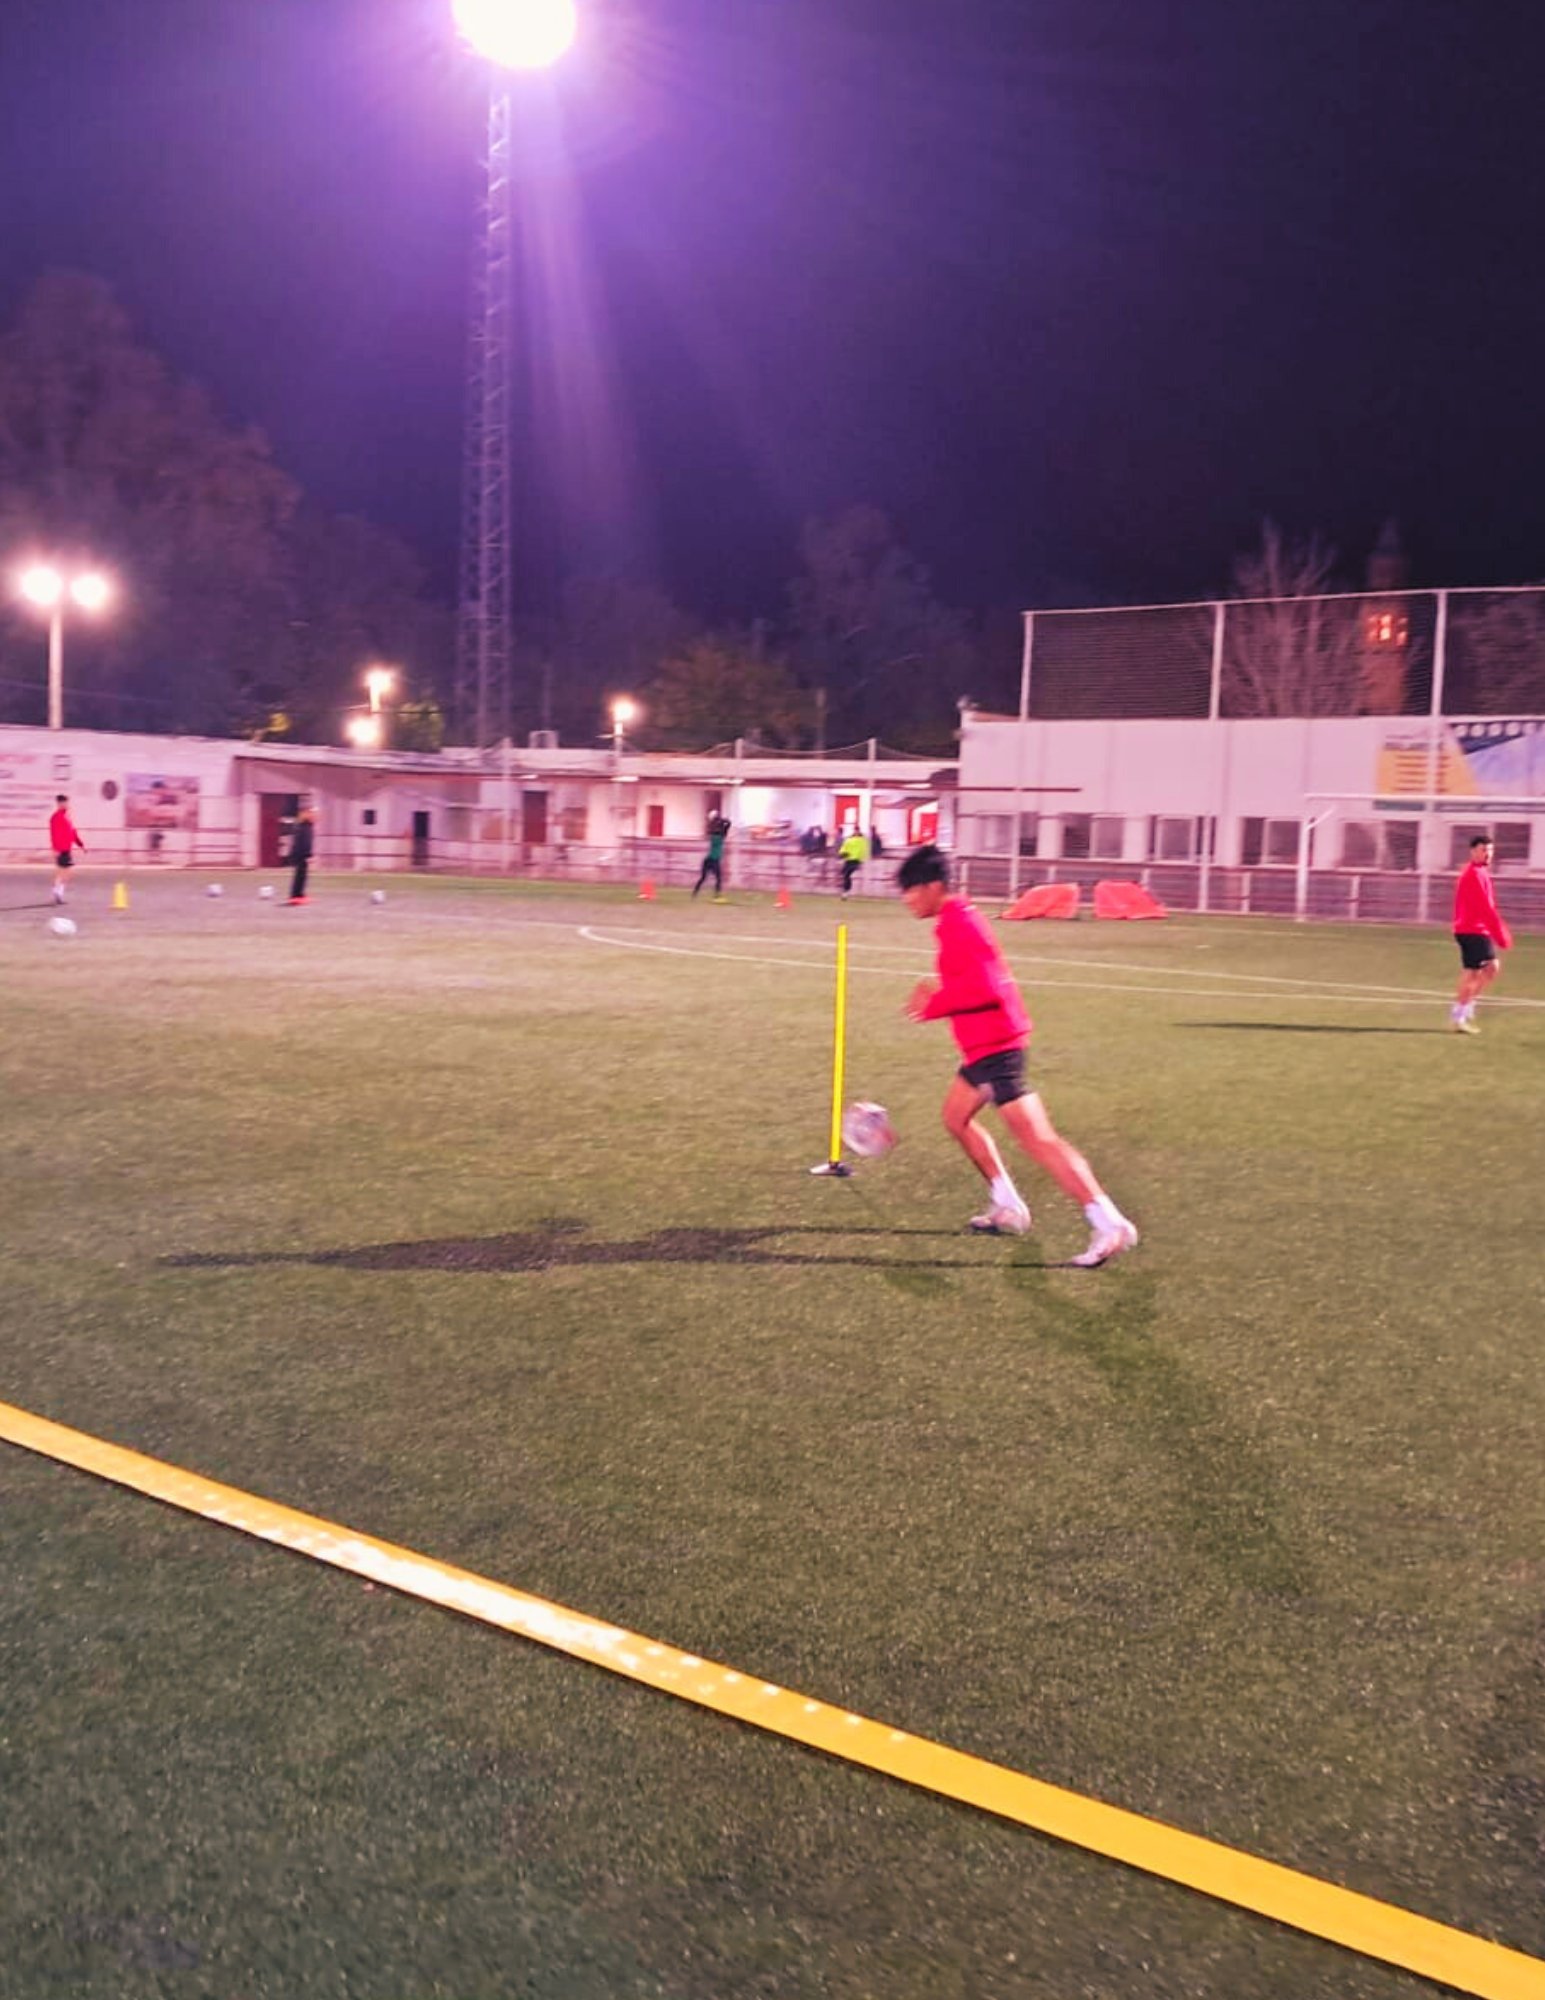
[1008,611,1034,902]
[1418,589,1449,927]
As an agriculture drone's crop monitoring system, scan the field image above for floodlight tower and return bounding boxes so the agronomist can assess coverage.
[453,0,578,752]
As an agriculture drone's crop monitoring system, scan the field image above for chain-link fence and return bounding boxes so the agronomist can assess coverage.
[1022,586,1545,721]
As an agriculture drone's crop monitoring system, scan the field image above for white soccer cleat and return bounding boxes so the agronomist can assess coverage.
[969,1200,1031,1236]
[1451,1017,1480,1035]
[1071,1219,1139,1268]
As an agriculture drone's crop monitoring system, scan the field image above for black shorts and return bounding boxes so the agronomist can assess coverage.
[959,1047,1028,1106]
[54,851,73,869]
[1456,932,1496,971]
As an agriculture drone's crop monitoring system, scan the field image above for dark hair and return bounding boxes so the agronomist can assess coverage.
[896,844,950,891]
[1470,833,1493,850]
[55,794,67,805]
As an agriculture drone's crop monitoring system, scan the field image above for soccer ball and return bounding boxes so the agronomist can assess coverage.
[841,1101,897,1159]
[369,889,386,905]
[258,885,275,900]
[47,915,78,938]
[206,883,224,898]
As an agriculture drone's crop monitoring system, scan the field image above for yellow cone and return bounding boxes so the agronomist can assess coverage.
[111,880,129,912]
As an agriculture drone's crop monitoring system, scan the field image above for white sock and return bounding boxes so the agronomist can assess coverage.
[1084,1197,1124,1232]
[1462,1002,1476,1019]
[990,1173,1021,1211]
[1450,1003,1466,1020]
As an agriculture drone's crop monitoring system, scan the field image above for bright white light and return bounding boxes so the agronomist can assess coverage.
[70,572,112,614]
[347,714,384,750]
[453,0,577,71]
[19,565,64,609]
[611,695,637,727]
[364,665,396,709]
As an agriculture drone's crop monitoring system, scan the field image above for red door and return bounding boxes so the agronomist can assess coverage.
[834,792,860,836]
[259,793,298,868]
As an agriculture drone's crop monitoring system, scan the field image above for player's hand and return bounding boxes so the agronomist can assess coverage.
[904,977,939,1020]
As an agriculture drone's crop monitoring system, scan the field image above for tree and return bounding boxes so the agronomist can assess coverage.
[0,271,299,733]
[1446,592,1545,713]
[1221,522,1372,718]
[641,634,808,749]
[787,505,976,750]
[263,507,451,743]
[0,271,451,739]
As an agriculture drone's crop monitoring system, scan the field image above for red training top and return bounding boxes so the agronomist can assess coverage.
[1453,860,1512,949]
[920,894,1032,1061]
[48,808,82,854]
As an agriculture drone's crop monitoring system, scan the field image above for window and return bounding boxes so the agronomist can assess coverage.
[362,808,377,827]
[1383,820,1418,871]
[1092,816,1125,860]
[978,815,1014,854]
[646,804,665,838]
[1454,821,1533,868]
[1060,814,1091,860]
[1016,812,1040,859]
[1340,821,1379,869]
[1242,818,1302,867]
[1152,816,1197,862]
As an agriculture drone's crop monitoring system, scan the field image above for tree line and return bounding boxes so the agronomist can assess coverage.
[2,273,1537,750]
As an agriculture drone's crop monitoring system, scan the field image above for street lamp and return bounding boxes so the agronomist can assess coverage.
[610,694,637,756]
[453,0,578,70]
[346,714,384,751]
[17,563,114,730]
[363,664,397,748]
[452,0,579,748]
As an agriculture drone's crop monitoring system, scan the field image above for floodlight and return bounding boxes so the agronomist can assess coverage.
[611,695,637,726]
[19,565,64,609]
[347,714,384,750]
[364,665,396,709]
[453,0,577,71]
[70,572,112,613]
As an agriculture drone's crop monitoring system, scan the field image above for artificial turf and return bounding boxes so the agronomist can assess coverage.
[1,869,1541,1999]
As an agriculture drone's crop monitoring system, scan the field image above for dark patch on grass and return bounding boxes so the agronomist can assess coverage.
[1009,1270,1312,1598]
[162,1220,1098,1276]
[64,1913,201,1972]
[1454,1607,1545,1948]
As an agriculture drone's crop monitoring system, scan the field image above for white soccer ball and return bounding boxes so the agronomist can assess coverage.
[258,885,275,900]
[369,889,386,905]
[206,883,224,898]
[48,915,78,938]
[841,1101,897,1159]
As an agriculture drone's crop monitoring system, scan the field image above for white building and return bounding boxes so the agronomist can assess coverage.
[955,709,1545,925]
[0,725,954,892]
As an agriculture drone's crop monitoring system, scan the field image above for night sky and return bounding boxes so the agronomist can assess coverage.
[4,0,1544,623]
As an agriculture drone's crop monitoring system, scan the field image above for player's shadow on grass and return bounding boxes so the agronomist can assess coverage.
[1178,1021,1444,1035]
[163,1219,1094,1276]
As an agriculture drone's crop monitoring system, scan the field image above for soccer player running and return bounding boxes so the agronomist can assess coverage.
[48,795,85,904]
[897,845,1137,1267]
[1450,833,1512,1034]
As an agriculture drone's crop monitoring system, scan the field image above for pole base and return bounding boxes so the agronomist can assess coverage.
[808,1160,853,1177]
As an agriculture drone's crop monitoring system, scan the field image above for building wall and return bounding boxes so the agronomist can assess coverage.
[958,713,1545,871]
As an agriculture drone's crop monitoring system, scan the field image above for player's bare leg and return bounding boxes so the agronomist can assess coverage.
[943,1078,1030,1234]
[1452,958,1499,1033]
[998,1091,1137,1266]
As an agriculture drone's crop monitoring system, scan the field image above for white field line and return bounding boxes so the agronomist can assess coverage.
[574,923,1545,1010]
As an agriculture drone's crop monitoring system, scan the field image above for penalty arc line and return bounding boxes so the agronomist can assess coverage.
[1,1399,1540,2000]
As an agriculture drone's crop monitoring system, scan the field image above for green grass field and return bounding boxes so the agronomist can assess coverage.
[2,869,1542,1999]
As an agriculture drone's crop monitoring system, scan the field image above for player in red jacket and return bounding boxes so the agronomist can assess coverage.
[897,845,1137,1267]
[1449,833,1513,1035]
[48,795,85,904]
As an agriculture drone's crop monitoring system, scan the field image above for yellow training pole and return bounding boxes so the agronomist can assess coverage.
[811,922,852,1176]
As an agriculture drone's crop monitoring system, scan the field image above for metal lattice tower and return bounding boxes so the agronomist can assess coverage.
[455,89,514,751]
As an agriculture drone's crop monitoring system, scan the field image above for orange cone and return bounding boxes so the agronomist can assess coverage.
[639,878,657,902]
[775,886,792,911]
